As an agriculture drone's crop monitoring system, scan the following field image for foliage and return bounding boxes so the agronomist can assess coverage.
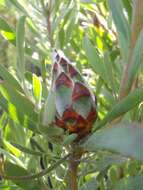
[0,0,143,190]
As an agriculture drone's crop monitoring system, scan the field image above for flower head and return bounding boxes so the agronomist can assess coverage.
[52,50,97,138]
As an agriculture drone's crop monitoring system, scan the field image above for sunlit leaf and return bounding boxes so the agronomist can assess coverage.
[0,83,39,132]
[32,74,42,106]
[0,17,16,44]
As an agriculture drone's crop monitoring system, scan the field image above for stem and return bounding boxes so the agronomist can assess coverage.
[68,157,78,190]
[67,146,83,190]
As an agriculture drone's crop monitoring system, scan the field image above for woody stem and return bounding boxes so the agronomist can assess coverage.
[67,146,83,190]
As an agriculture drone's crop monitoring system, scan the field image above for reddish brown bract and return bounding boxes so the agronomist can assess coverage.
[55,72,73,89]
[52,50,97,138]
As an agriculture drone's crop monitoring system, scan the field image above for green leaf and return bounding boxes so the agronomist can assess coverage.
[94,87,143,130]
[11,142,43,156]
[128,29,143,88]
[32,74,42,106]
[0,148,24,167]
[73,96,92,118]
[42,90,56,126]
[80,178,98,190]
[16,15,26,80]
[84,123,143,161]
[94,154,126,172]
[63,133,77,146]
[108,0,130,60]
[3,140,21,157]
[59,28,65,49]
[0,83,38,132]
[9,0,28,15]
[55,86,72,117]
[40,125,64,136]
[113,175,143,190]
[0,17,33,57]
[0,65,23,92]
[4,162,42,190]
[83,37,107,83]
[0,17,16,44]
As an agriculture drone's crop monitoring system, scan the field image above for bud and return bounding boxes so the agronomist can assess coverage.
[52,50,97,138]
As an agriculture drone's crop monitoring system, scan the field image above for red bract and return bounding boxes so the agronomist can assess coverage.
[55,72,73,89]
[52,50,97,138]
[72,82,91,100]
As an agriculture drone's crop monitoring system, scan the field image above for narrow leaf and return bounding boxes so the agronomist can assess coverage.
[108,0,130,60]
[16,16,26,79]
[94,87,143,130]
[11,142,43,156]
[83,37,107,83]
[32,74,42,105]
[0,83,38,131]
[9,0,28,15]
[128,29,143,87]
[0,17,16,44]
[42,90,56,126]
[0,64,23,92]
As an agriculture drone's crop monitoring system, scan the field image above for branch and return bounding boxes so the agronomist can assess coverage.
[66,146,84,190]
